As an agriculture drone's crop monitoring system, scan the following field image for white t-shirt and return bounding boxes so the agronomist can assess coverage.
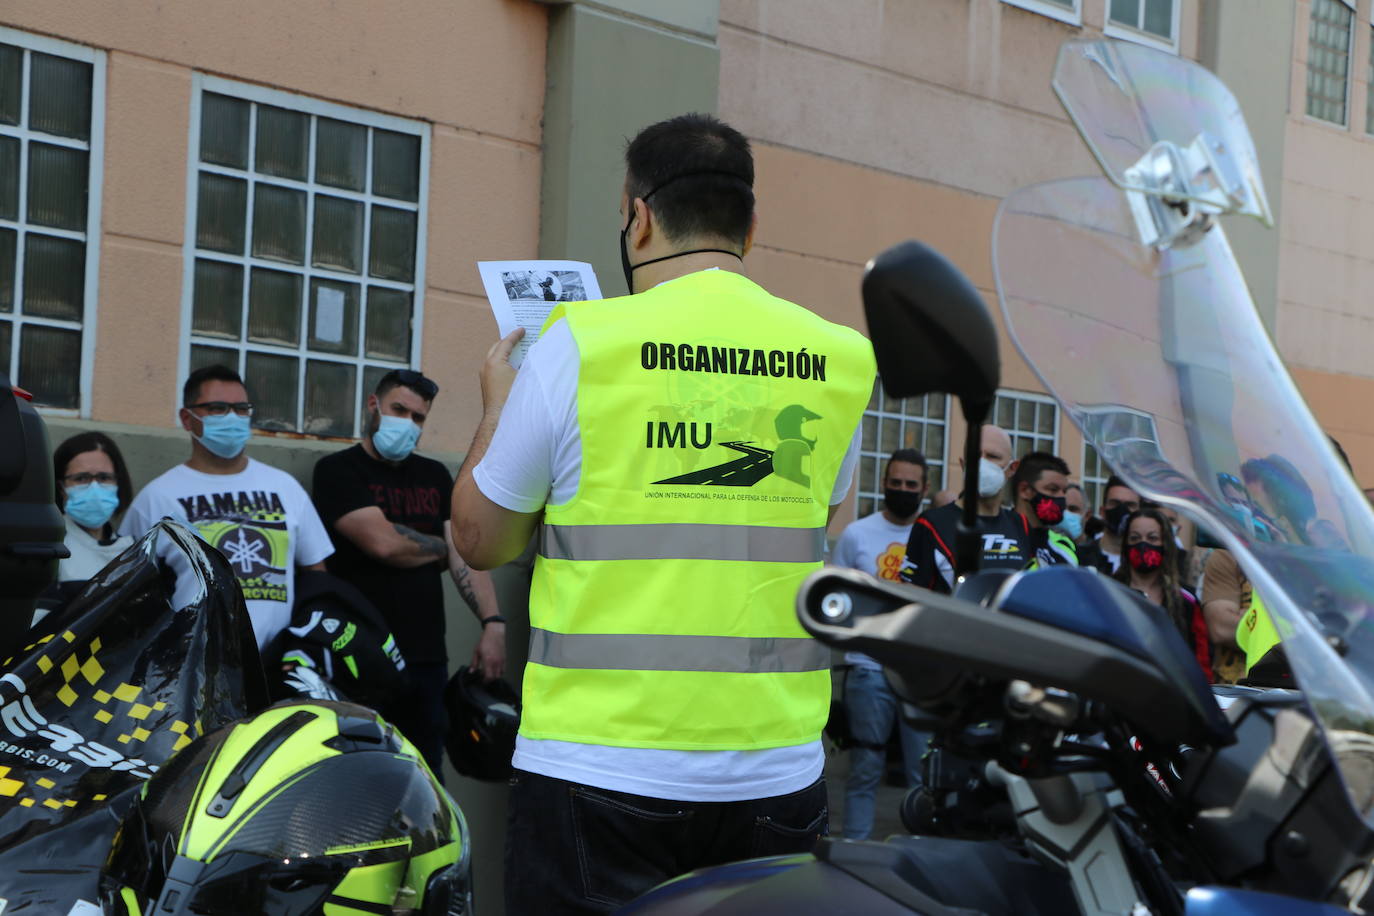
[474,312,861,802]
[829,510,914,671]
[119,460,333,649]
[58,515,134,582]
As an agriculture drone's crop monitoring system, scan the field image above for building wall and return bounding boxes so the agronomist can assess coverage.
[721,0,1204,512]
[3,0,547,455]
[1276,0,1374,472]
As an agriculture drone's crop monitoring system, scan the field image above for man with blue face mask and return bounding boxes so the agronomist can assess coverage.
[311,369,505,777]
[120,365,334,649]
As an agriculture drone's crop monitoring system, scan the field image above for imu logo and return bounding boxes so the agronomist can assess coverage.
[646,421,713,449]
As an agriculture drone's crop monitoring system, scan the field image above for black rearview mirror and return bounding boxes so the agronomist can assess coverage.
[861,240,1001,412]
[861,241,1003,581]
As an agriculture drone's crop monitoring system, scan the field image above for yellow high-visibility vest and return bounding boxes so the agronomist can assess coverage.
[1237,592,1282,673]
[522,270,876,751]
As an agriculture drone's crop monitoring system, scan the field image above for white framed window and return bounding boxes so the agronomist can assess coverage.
[0,28,105,414]
[1081,441,1111,516]
[1000,0,1082,28]
[993,390,1059,461]
[1306,0,1355,125]
[1364,24,1374,134]
[179,75,430,437]
[1104,0,1179,52]
[856,380,950,519]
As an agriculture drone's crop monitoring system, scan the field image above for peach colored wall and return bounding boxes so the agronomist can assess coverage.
[3,1,547,453]
[726,0,1201,524]
[1293,366,1374,485]
[1276,0,1374,387]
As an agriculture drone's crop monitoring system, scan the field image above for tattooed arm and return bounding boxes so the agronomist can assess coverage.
[333,506,450,569]
[446,520,505,680]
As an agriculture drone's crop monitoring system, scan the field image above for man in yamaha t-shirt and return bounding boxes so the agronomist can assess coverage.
[901,425,1026,592]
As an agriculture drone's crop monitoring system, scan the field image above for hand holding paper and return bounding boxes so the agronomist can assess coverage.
[478,260,603,367]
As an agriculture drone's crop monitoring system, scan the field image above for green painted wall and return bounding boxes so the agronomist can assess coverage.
[538,1,720,295]
[1198,0,1294,333]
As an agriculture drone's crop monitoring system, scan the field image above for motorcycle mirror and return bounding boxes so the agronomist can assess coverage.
[862,241,1002,579]
[861,240,1001,410]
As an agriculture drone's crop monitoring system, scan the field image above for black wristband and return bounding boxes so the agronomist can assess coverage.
[480,615,506,627]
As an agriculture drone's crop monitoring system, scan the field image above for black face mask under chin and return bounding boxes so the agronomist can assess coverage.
[619,168,752,294]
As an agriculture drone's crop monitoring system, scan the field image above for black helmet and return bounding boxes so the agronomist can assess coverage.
[100,699,471,914]
[444,666,520,782]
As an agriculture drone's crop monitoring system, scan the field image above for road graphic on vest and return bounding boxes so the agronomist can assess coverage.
[653,442,774,486]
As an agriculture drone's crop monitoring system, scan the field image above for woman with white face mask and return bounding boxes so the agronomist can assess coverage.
[52,432,135,583]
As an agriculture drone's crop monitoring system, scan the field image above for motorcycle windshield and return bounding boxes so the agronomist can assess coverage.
[1053,40,1272,226]
[993,175,1374,822]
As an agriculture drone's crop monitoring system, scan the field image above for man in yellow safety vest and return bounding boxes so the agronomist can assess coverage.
[453,113,875,914]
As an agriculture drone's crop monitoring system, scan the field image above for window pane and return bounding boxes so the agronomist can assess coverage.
[1109,0,1140,27]
[192,258,243,339]
[924,424,942,458]
[22,233,84,320]
[0,319,9,379]
[1143,0,1172,38]
[245,351,297,431]
[312,195,362,273]
[0,136,16,220]
[372,130,419,202]
[248,267,302,346]
[308,278,358,355]
[357,364,390,432]
[251,183,306,264]
[1037,402,1055,435]
[859,454,876,496]
[880,417,899,454]
[365,287,410,360]
[0,44,20,126]
[1308,0,1353,124]
[190,343,238,375]
[304,359,355,436]
[996,397,1013,428]
[315,118,366,191]
[200,93,249,169]
[255,105,307,181]
[0,228,13,312]
[196,173,247,254]
[368,206,416,281]
[28,53,92,141]
[27,142,88,230]
[19,323,80,408]
[860,414,877,451]
[1016,399,1035,433]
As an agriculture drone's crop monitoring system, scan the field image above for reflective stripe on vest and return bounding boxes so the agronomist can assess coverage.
[540,523,826,563]
[529,628,831,673]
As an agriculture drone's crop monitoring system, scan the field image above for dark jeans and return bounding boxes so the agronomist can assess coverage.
[504,769,828,916]
[381,661,449,781]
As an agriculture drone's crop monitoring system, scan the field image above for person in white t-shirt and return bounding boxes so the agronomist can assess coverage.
[120,365,332,650]
[453,115,872,915]
[830,448,929,840]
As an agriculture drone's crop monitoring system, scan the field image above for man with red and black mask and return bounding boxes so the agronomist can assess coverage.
[1010,451,1078,569]
[1077,475,1140,574]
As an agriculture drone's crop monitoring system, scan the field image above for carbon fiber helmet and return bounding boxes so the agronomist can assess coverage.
[99,699,470,915]
[444,666,520,782]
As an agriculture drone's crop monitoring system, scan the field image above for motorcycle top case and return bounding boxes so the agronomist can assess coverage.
[0,521,267,912]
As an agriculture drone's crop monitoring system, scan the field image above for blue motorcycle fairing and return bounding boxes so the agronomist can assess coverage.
[996,566,1232,743]
[1186,885,1348,914]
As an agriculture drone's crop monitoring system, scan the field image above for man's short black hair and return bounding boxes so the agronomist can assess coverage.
[1104,474,1134,496]
[624,113,755,247]
[375,369,438,402]
[1011,451,1070,494]
[884,448,928,482]
[183,364,245,406]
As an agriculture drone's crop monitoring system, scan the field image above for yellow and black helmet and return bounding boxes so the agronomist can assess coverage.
[99,699,470,915]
